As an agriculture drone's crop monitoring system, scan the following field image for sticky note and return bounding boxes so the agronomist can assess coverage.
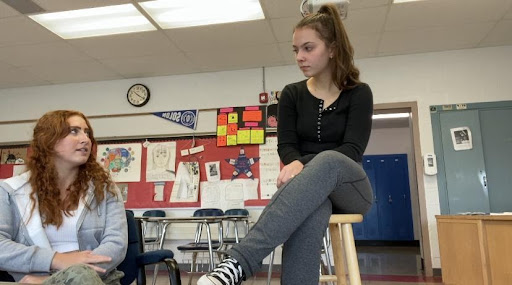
[243,110,262,122]
[227,135,237,146]
[217,136,227,146]
[217,125,227,136]
[237,129,251,144]
[228,112,238,123]
[217,114,228,125]
[227,123,238,135]
[250,128,265,144]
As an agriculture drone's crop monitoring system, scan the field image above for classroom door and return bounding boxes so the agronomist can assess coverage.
[439,110,490,214]
[479,108,512,212]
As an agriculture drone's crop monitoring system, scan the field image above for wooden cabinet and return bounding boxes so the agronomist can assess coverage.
[436,215,512,285]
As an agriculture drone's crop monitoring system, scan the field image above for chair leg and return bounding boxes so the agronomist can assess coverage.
[188,252,198,285]
[267,249,275,285]
[329,223,347,285]
[341,223,361,285]
[137,265,147,285]
[322,234,334,285]
[164,259,182,285]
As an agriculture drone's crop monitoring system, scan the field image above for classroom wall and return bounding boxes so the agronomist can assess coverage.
[1,45,512,268]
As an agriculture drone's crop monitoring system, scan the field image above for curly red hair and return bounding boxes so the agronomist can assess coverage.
[27,110,116,227]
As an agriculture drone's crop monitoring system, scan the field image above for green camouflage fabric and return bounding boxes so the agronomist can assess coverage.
[42,265,124,285]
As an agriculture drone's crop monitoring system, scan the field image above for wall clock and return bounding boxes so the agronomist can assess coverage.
[127,84,150,107]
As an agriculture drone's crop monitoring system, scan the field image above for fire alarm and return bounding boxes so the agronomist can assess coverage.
[259,92,268,103]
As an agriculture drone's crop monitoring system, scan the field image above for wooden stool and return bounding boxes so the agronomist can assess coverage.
[319,214,363,285]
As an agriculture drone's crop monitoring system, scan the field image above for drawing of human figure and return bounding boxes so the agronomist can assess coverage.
[152,144,171,171]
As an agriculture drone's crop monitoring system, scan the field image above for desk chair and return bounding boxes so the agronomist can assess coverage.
[142,210,166,251]
[223,208,250,245]
[118,210,181,285]
[0,270,14,282]
[177,208,224,285]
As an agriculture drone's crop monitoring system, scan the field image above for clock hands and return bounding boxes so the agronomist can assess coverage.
[132,91,145,100]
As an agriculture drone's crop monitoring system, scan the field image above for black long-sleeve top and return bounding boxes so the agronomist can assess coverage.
[277,79,373,165]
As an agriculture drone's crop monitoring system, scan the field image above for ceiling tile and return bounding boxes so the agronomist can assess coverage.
[187,44,284,72]
[69,31,179,59]
[479,19,512,46]
[0,62,49,89]
[101,54,200,78]
[350,34,380,59]
[0,16,61,47]
[0,42,91,67]
[386,0,511,31]
[0,2,20,18]
[32,0,130,12]
[20,61,123,84]
[379,22,495,55]
[505,3,512,19]
[350,0,390,10]
[270,17,301,43]
[260,0,301,19]
[344,6,388,35]
[165,20,276,52]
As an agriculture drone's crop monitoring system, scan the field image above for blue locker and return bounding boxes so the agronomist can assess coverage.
[356,154,414,241]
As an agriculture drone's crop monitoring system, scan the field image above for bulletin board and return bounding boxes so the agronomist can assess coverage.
[0,135,280,209]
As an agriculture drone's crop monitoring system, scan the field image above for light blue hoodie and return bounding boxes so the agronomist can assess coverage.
[0,172,127,282]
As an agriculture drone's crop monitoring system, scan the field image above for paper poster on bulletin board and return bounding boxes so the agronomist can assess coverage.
[216,106,266,146]
[1,147,28,164]
[97,143,142,182]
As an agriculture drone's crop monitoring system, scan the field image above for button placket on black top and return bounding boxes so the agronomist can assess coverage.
[318,100,323,142]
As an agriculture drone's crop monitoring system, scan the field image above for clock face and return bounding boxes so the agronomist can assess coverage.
[127,84,150,107]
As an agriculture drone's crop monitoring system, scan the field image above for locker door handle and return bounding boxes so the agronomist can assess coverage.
[374,195,378,203]
[483,175,487,187]
[388,195,393,203]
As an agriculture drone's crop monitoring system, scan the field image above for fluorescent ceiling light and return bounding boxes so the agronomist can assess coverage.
[372,113,410,119]
[393,0,427,3]
[140,0,265,29]
[29,4,156,39]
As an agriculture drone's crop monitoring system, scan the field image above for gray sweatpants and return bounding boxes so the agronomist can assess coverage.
[227,150,373,285]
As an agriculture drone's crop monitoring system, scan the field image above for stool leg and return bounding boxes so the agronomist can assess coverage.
[329,223,347,285]
[341,223,361,285]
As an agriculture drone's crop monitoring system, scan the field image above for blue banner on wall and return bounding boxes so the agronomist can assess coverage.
[153,110,198,130]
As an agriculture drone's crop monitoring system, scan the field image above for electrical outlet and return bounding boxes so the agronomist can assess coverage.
[456,103,468,110]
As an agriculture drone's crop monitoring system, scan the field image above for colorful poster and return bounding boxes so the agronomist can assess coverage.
[1,147,28,164]
[97,143,142,182]
[216,106,266,146]
[145,142,177,182]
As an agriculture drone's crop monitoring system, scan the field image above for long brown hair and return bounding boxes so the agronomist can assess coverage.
[295,4,361,90]
[27,110,116,227]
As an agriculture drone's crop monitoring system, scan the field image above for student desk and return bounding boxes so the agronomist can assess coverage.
[436,214,512,285]
[146,215,249,268]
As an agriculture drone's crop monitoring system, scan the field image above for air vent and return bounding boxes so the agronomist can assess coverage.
[1,0,44,15]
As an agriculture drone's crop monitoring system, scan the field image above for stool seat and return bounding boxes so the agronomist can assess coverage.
[320,214,363,285]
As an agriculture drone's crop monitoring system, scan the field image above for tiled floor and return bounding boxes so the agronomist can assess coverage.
[149,246,442,285]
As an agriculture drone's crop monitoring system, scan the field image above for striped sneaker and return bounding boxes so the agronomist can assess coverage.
[197,257,245,285]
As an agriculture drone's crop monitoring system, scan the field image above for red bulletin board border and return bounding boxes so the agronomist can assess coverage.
[0,135,279,209]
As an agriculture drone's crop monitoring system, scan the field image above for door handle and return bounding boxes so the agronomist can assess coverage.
[388,195,393,203]
[483,175,487,187]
